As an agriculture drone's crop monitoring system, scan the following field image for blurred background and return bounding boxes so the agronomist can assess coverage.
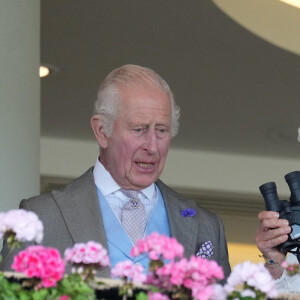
[1,0,300,267]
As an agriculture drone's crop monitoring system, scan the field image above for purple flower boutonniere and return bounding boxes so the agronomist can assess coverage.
[181,208,196,217]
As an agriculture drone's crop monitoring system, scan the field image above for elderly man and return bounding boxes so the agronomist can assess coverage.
[1,65,231,278]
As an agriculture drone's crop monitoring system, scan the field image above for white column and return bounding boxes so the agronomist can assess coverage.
[0,0,40,213]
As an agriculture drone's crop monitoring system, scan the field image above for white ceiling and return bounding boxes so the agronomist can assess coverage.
[40,0,300,159]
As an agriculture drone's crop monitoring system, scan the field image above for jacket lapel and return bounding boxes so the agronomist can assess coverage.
[156,180,199,258]
[52,168,110,277]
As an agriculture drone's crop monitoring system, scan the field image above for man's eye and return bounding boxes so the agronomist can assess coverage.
[156,127,169,137]
[133,128,146,135]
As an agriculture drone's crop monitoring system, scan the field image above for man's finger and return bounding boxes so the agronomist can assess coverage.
[258,211,279,221]
[260,218,289,231]
[256,234,289,252]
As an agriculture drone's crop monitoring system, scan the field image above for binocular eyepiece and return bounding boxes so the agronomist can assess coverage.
[259,171,300,253]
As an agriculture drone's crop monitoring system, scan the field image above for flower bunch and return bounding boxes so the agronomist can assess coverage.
[147,255,224,300]
[11,245,65,288]
[130,233,223,300]
[217,261,278,300]
[64,241,110,281]
[0,209,43,249]
[0,208,280,300]
[0,209,97,299]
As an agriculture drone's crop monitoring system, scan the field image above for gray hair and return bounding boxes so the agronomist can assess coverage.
[93,64,180,137]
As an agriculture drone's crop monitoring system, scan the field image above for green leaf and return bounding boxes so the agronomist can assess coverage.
[17,290,31,300]
[32,288,49,300]
[135,291,148,300]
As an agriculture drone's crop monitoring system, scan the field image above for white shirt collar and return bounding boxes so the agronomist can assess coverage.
[93,158,156,200]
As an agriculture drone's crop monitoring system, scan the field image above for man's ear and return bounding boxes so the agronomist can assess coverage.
[91,115,109,148]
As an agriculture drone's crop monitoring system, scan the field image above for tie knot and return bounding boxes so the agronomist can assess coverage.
[120,189,139,199]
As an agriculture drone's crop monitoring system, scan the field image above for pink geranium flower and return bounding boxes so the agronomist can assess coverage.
[64,241,110,271]
[11,245,65,288]
[148,255,224,300]
[111,260,146,299]
[59,296,71,300]
[130,232,184,261]
[111,260,146,283]
[129,233,224,300]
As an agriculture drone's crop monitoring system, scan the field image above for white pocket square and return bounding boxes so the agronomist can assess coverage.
[196,241,214,258]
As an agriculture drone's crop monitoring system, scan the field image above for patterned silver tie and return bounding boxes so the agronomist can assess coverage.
[120,189,146,245]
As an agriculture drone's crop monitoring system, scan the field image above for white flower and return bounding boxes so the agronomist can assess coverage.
[0,209,43,243]
[212,284,227,300]
[223,261,278,299]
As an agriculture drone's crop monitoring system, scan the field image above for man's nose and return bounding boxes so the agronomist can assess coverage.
[143,130,158,154]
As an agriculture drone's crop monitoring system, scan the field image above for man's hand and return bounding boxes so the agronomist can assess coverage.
[256,211,291,279]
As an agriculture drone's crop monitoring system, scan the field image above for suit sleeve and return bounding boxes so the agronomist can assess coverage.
[216,215,231,280]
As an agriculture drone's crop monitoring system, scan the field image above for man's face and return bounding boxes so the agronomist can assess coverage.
[100,85,172,190]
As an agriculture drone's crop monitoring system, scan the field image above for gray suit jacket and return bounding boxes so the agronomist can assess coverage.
[0,168,231,279]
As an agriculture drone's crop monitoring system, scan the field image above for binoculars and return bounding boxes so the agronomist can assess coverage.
[259,171,300,254]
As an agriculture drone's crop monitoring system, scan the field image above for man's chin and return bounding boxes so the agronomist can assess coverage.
[131,176,158,189]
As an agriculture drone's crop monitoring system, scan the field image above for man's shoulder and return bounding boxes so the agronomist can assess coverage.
[156,179,220,220]
[53,167,95,195]
[21,167,95,208]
